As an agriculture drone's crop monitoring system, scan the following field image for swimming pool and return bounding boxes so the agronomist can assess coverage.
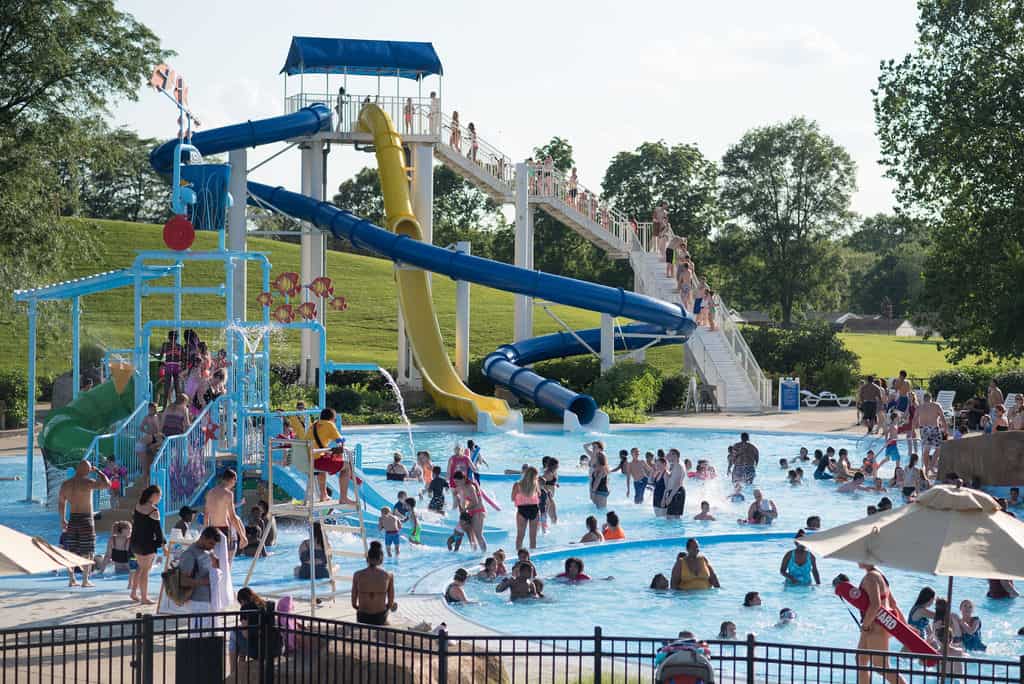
[3,426,1022,656]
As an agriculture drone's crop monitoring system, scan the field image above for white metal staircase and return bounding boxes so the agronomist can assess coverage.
[434,113,515,203]
[629,248,770,411]
[424,108,771,412]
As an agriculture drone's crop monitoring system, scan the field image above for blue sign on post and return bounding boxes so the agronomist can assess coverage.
[779,377,800,412]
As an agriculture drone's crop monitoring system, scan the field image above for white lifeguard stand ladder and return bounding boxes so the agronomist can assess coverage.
[243,437,368,615]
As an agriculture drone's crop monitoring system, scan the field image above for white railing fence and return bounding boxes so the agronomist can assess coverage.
[527,164,641,248]
[285,93,440,137]
[438,112,515,191]
[711,293,771,406]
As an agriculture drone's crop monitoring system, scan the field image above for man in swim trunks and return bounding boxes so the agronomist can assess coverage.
[626,448,651,504]
[858,376,884,434]
[892,370,912,413]
[730,433,759,484]
[204,469,247,561]
[987,379,1004,423]
[917,393,947,477]
[58,460,111,587]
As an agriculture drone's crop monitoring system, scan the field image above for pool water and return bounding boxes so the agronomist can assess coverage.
[3,426,1023,656]
[414,537,1024,657]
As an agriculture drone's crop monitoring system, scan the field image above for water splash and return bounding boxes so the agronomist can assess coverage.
[377,368,416,458]
[226,323,275,356]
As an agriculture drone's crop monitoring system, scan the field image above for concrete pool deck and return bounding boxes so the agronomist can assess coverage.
[0,406,864,633]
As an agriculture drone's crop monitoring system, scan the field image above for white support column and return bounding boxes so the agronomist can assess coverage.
[513,163,534,342]
[600,313,615,373]
[308,140,325,385]
[228,148,248,321]
[455,241,471,381]
[299,144,316,384]
[397,143,433,389]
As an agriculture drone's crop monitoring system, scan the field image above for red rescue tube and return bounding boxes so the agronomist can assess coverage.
[835,581,939,665]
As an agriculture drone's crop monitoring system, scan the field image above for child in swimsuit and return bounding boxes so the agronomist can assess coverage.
[378,507,403,557]
[446,512,472,552]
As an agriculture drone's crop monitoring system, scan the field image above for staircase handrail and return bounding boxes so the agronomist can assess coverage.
[84,399,151,510]
[149,394,230,521]
[439,112,515,192]
[526,164,637,250]
[711,293,770,406]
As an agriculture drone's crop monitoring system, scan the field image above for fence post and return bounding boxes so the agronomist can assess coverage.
[261,600,276,684]
[437,629,449,684]
[745,633,756,684]
[593,625,603,684]
[140,613,154,684]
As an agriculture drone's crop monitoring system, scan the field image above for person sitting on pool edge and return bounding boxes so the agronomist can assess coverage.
[445,568,471,604]
[670,538,721,590]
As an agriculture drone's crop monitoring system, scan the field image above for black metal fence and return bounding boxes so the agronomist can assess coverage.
[0,608,1020,684]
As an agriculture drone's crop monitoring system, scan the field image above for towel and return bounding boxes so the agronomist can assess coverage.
[209,530,234,612]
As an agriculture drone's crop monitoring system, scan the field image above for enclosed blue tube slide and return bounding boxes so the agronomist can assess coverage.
[150,104,696,423]
[483,323,682,422]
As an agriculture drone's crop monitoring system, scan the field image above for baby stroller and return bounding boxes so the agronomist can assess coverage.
[655,641,716,684]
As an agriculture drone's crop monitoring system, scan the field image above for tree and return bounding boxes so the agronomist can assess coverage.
[719,117,857,325]
[841,214,927,318]
[73,127,169,223]
[330,164,509,259]
[0,0,167,324]
[874,0,1024,360]
[601,141,720,260]
[528,137,632,288]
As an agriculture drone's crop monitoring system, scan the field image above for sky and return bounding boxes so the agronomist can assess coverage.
[112,0,921,219]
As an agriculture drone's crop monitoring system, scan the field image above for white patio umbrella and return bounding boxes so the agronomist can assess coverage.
[0,523,94,575]
[800,484,1024,674]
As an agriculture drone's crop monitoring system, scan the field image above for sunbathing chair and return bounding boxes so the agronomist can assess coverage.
[800,390,853,408]
[935,390,957,427]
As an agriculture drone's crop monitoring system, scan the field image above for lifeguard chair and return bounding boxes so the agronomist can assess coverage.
[243,437,368,614]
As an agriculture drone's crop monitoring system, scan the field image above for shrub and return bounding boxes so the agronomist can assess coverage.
[325,369,394,393]
[657,375,688,410]
[270,364,301,386]
[927,367,1001,403]
[270,378,315,408]
[532,357,601,393]
[743,323,860,393]
[816,361,859,395]
[326,385,364,413]
[80,343,106,373]
[466,355,497,396]
[0,370,30,428]
[604,405,649,424]
[993,370,1024,397]
[589,361,663,415]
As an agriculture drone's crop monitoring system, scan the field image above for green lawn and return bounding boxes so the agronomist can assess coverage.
[1,218,685,380]
[838,333,963,378]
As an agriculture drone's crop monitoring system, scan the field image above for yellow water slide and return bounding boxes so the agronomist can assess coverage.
[356,105,515,427]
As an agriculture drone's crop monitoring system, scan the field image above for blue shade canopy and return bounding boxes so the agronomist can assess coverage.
[280,37,443,79]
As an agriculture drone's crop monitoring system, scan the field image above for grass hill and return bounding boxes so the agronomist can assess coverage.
[0,218,685,380]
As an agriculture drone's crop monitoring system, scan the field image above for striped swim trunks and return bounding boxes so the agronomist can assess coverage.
[64,513,96,558]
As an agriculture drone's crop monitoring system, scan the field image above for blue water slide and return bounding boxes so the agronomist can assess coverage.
[149,104,697,423]
[483,323,682,421]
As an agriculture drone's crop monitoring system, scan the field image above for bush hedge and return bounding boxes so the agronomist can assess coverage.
[0,370,30,428]
[927,366,1024,404]
[743,323,861,394]
[590,362,663,416]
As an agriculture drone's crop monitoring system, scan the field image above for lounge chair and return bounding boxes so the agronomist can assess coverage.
[800,390,853,408]
[935,390,957,427]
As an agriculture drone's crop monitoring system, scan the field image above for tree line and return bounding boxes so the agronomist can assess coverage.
[5,0,1016,362]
